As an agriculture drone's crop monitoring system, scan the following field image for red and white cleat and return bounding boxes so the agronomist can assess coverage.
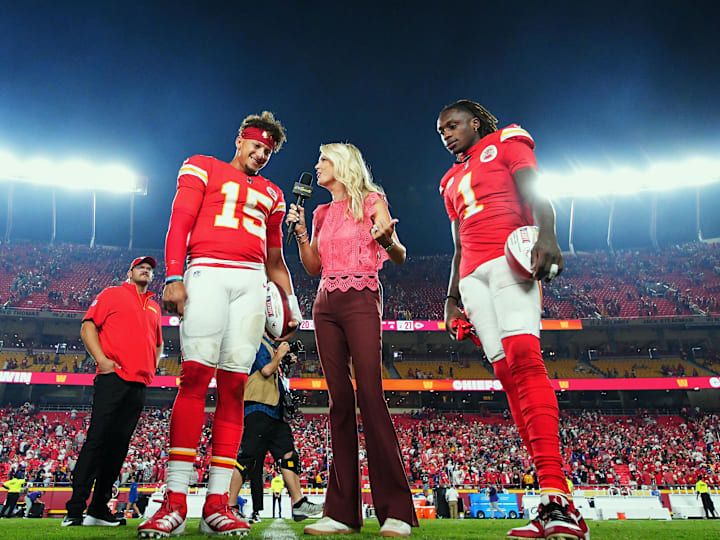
[567,502,589,540]
[506,510,546,539]
[137,491,187,538]
[507,494,586,540]
[199,493,251,536]
[541,494,584,540]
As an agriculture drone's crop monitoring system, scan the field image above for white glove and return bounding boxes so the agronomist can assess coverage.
[288,294,303,325]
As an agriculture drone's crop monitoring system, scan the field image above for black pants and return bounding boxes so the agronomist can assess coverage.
[236,411,295,513]
[273,493,282,518]
[1,492,19,517]
[249,457,264,513]
[701,492,717,518]
[66,373,145,516]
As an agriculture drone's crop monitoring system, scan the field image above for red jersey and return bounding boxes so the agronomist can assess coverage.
[165,155,286,277]
[439,124,537,278]
[84,282,162,385]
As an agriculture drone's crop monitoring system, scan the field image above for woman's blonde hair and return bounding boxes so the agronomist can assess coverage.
[319,143,384,222]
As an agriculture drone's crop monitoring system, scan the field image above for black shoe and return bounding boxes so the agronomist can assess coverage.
[249,511,261,524]
[84,507,126,526]
[61,515,83,527]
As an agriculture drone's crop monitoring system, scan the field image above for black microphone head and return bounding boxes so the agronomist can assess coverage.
[292,172,314,198]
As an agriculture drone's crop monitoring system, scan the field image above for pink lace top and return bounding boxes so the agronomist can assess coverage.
[313,191,390,292]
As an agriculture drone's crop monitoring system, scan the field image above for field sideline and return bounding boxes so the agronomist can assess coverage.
[0,518,718,540]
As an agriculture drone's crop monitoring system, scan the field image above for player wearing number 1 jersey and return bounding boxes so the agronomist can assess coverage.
[139,111,301,538]
[437,100,587,540]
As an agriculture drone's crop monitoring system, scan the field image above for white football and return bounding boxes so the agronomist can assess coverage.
[505,225,539,280]
[265,281,292,338]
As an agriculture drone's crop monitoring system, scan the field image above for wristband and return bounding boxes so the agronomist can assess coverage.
[384,241,396,252]
[445,294,460,303]
[297,238,309,245]
[295,230,308,239]
[165,276,183,284]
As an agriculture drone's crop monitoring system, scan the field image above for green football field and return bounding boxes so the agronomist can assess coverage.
[1,518,718,540]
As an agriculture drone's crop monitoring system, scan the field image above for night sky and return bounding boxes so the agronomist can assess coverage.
[1,1,719,255]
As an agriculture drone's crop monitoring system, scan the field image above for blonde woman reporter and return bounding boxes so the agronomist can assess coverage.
[287,143,416,537]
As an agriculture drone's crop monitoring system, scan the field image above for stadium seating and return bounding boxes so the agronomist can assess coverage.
[1,240,719,380]
[2,240,720,321]
[544,358,600,379]
[590,358,714,378]
[395,360,494,379]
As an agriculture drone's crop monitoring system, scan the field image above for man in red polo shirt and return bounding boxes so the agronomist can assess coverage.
[62,256,163,528]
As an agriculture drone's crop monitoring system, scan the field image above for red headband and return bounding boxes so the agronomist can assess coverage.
[241,127,275,151]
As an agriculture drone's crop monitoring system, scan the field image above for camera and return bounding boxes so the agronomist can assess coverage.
[288,340,304,355]
[282,390,302,422]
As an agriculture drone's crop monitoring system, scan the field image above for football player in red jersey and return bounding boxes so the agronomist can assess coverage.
[139,111,302,538]
[437,100,588,540]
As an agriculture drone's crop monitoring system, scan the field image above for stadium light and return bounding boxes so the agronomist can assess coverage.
[0,148,147,195]
[540,156,720,199]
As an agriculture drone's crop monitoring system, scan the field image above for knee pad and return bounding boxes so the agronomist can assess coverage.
[279,451,300,475]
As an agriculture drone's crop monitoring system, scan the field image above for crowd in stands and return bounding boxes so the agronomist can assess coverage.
[0,242,164,312]
[1,405,718,491]
[1,240,719,321]
[542,242,720,319]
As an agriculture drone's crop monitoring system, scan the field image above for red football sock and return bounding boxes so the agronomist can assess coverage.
[211,369,248,462]
[169,361,215,459]
[502,334,567,494]
[493,356,532,457]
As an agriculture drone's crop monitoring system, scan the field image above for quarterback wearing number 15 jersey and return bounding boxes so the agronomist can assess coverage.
[165,154,286,277]
[439,124,537,278]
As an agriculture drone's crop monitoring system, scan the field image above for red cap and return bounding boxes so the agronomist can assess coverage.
[241,126,275,151]
[129,256,157,271]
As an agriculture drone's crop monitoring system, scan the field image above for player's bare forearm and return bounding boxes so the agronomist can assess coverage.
[445,220,464,338]
[531,197,558,243]
[514,167,563,279]
[266,247,294,296]
[446,220,462,300]
[267,247,301,337]
[514,167,556,238]
[447,254,461,301]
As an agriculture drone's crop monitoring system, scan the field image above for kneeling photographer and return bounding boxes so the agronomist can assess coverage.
[228,333,323,523]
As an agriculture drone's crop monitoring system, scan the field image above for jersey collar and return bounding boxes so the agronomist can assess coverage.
[458,136,489,163]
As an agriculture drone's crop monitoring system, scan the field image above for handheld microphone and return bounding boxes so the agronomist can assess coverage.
[286,172,314,244]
